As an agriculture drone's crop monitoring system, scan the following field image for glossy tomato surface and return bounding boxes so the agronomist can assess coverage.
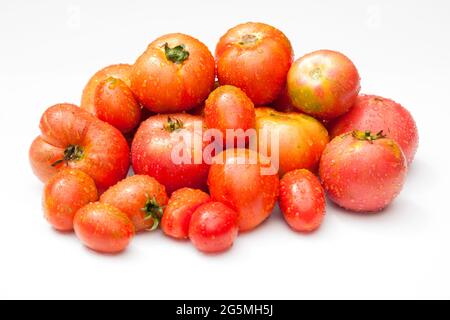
[131,33,215,113]
[279,169,325,232]
[100,175,168,232]
[94,77,141,133]
[216,22,293,105]
[189,202,238,253]
[255,107,329,175]
[43,169,98,231]
[208,148,279,231]
[131,113,209,194]
[287,50,360,119]
[29,103,130,192]
[319,131,407,212]
[204,85,255,147]
[161,188,211,239]
[74,202,135,253]
[81,64,132,115]
[330,94,418,164]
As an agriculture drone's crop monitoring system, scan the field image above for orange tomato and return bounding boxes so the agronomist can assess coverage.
[131,33,215,113]
[216,22,293,105]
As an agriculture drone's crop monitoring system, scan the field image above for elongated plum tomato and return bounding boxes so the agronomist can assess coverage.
[131,114,209,194]
[29,104,130,192]
[100,175,168,232]
[204,85,255,147]
[208,148,279,231]
[161,188,211,239]
[131,33,215,113]
[255,107,329,175]
[216,22,293,105]
[330,94,419,164]
[93,77,141,134]
[81,64,132,114]
[189,202,239,253]
[43,169,98,231]
[287,50,360,119]
[74,202,135,253]
[319,130,407,212]
[279,169,325,232]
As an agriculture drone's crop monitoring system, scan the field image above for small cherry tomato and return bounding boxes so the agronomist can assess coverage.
[279,169,325,232]
[74,202,135,253]
[161,188,211,239]
[189,202,239,253]
[43,169,98,231]
[100,175,168,232]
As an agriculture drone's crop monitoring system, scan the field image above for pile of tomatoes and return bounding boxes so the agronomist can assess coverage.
[28,22,418,254]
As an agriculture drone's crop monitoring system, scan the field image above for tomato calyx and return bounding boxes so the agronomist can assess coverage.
[141,194,164,231]
[163,117,184,132]
[239,34,259,45]
[51,144,84,167]
[163,43,189,64]
[352,130,386,143]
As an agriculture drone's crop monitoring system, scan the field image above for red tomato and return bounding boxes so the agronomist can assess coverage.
[94,77,141,134]
[271,86,297,113]
[131,113,209,194]
[29,103,130,192]
[279,169,325,232]
[161,188,211,239]
[319,130,407,212]
[216,22,293,105]
[81,64,132,114]
[204,85,255,147]
[131,33,215,113]
[287,50,360,119]
[189,202,238,253]
[74,202,135,253]
[330,94,419,164]
[100,175,168,232]
[255,107,329,175]
[208,148,279,231]
[43,169,98,231]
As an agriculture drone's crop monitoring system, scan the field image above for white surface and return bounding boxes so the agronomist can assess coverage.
[1,0,449,299]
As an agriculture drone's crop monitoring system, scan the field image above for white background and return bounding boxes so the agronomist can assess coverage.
[1,0,449,299]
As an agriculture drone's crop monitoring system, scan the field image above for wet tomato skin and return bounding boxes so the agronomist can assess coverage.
[189,202,239,253]
[131,113,209,194]
[43,169,98,231]
[279,169,325,232]
[100,175,168,232]
[94,77,141,134]
[330,94,419,164]
[131,33,215,113]
[29,103,130,192]
[216,22,293,105]
[255,107,329,175]
[287,50,360,119]
[74,202,135,253]
[81,64,132,115]
[204,85,255,146]
[208,148,279,232]
[161,188,211,239]
[319,131,407,212]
